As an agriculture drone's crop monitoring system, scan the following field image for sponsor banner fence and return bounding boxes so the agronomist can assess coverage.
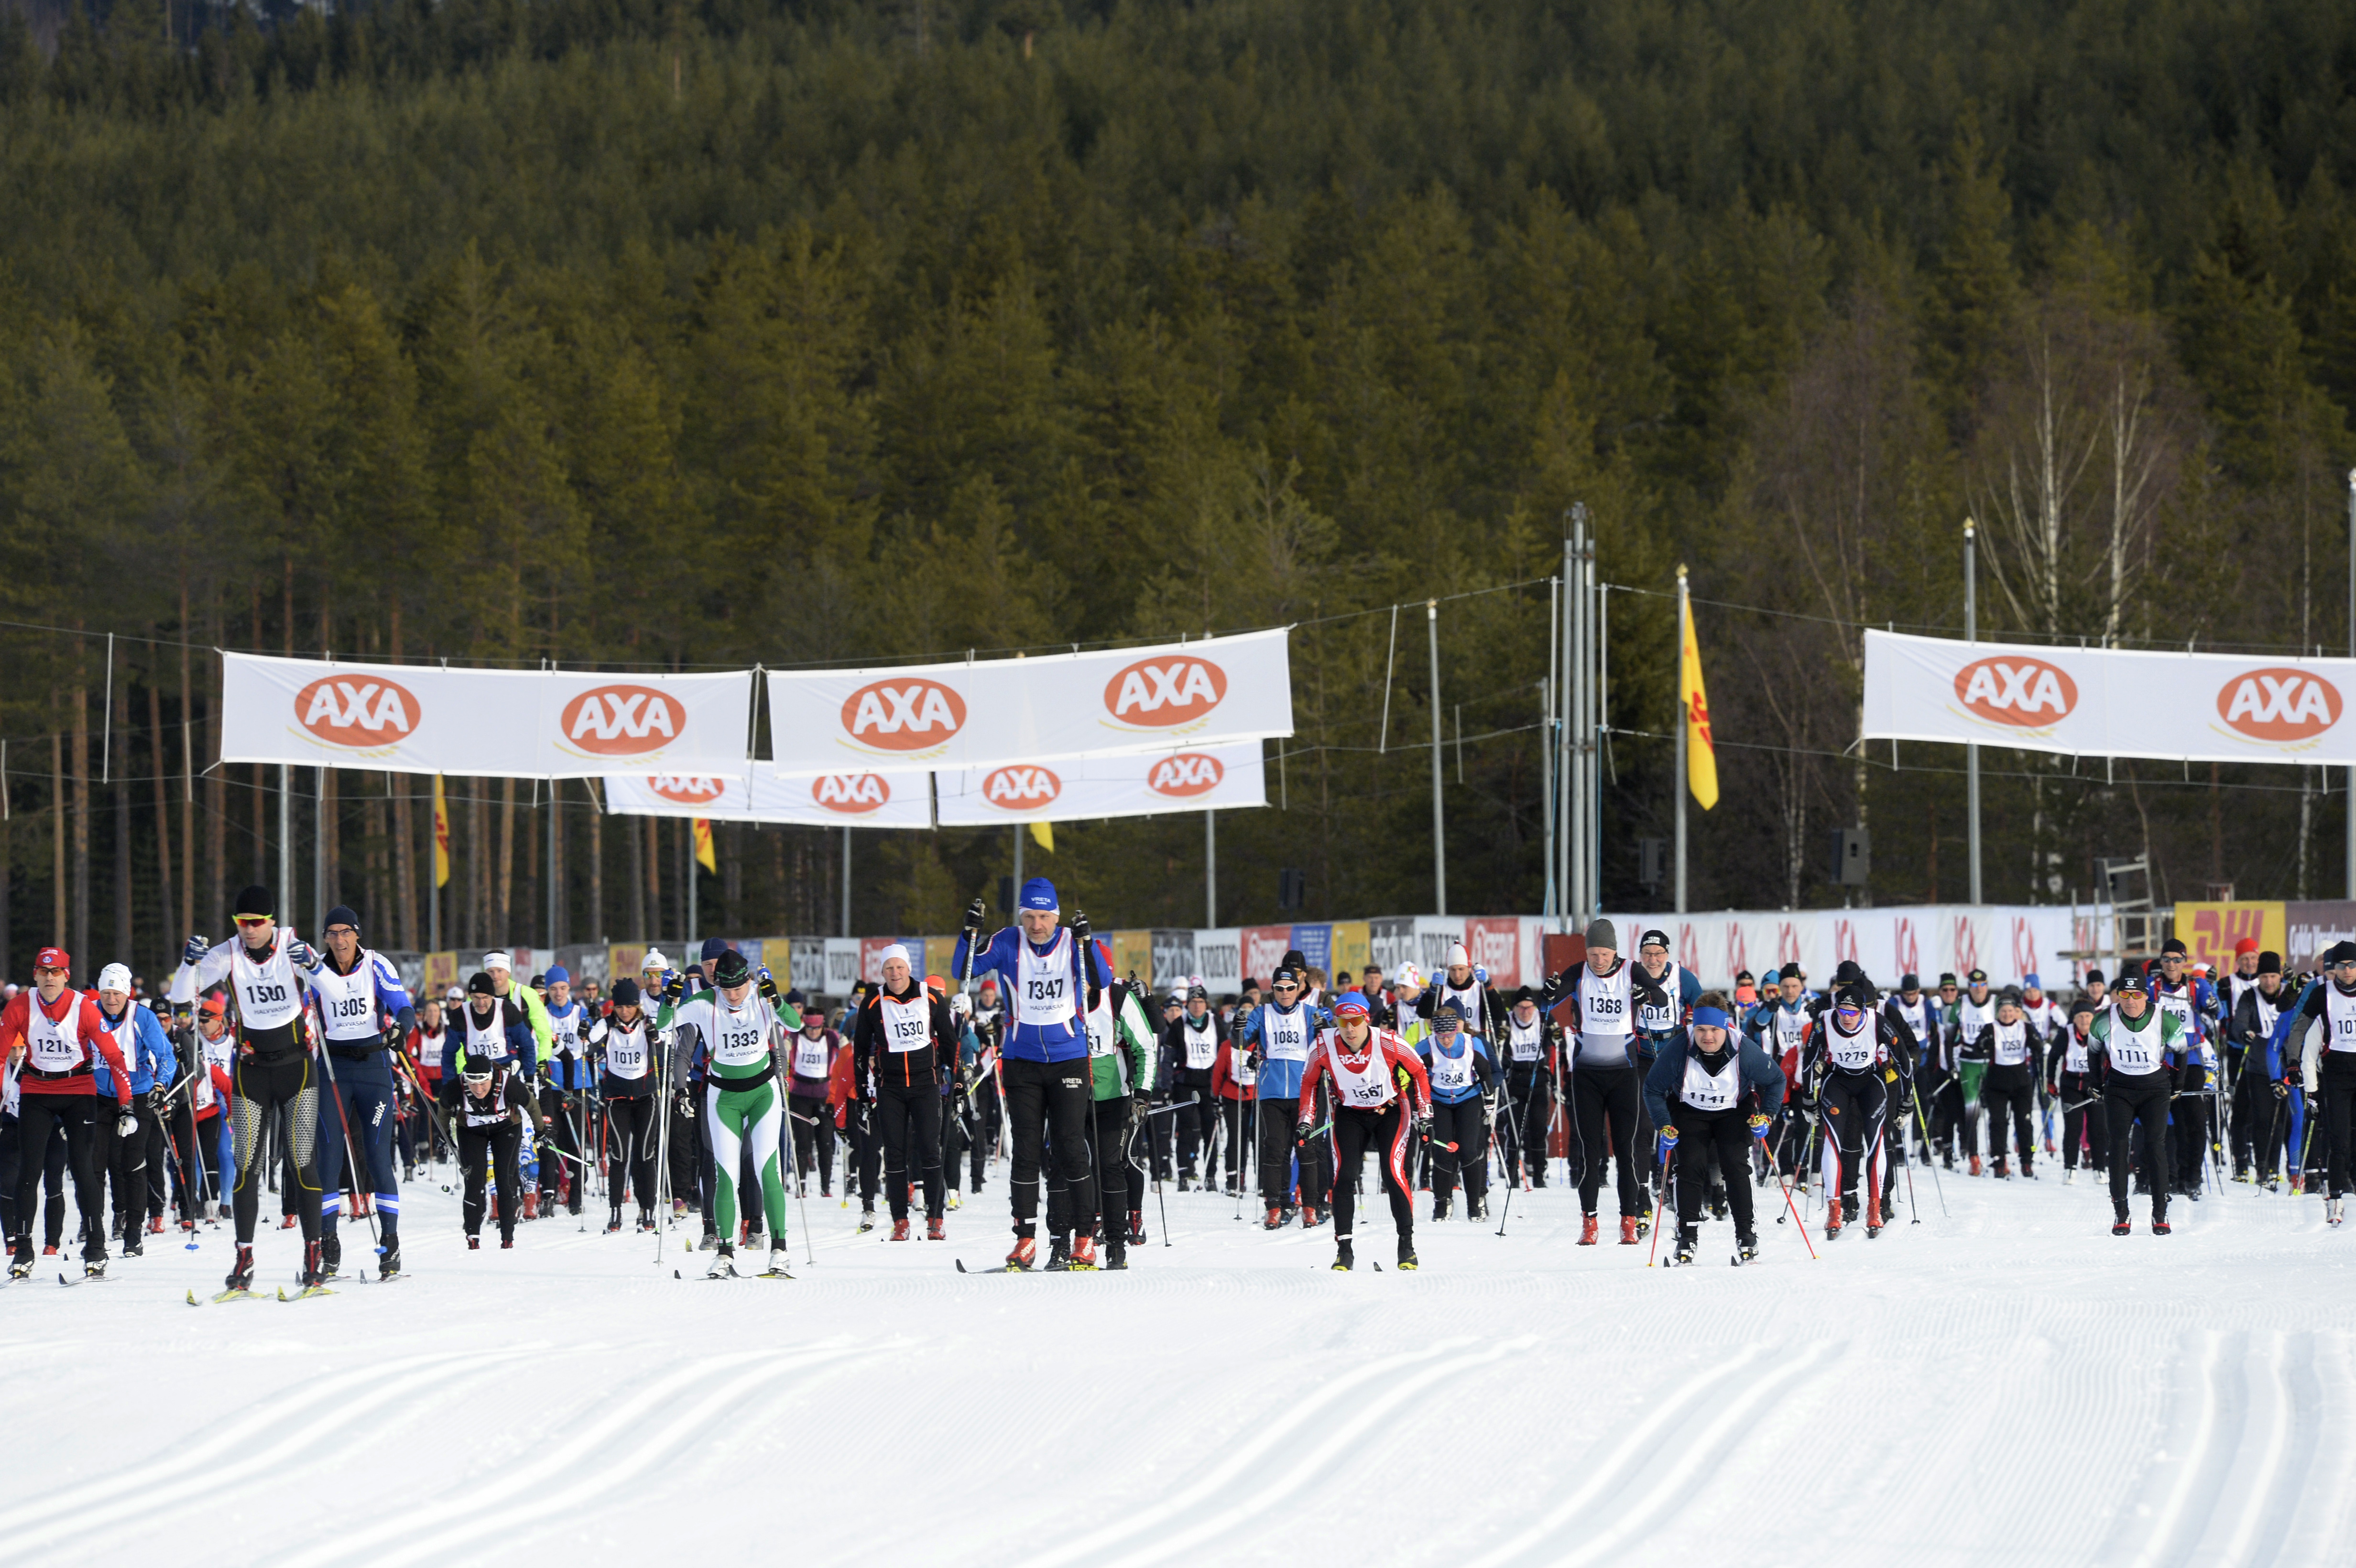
[2176,900,2356,969]
[1330,921,1372,980]
[220,653,755,778]
[765,629,1292,777]
[790,937,828,993]
[1151,929,1198,991]
[1110,930,1154,988]
[602,768,933,827]
[1612,905,2094,990]
[1195,928,1243,994]
[1863,629,2356,763]
[824,939,861,994]
[935,742,1265,826]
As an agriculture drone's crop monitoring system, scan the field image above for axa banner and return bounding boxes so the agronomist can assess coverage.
[1862,630,2356,763]
[220,653,756,779]
[933,741,1266,826]
[603,768,931,828]
[764,629,1292,777]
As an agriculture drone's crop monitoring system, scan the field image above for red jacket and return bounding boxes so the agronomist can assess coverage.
[1209,1041,1256,1102]
[1297,1027,1431,1119]
[0,988,132,1105]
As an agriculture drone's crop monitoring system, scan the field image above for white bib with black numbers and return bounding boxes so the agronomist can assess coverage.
[2252,993,2281,1050]
[792,1031,829,1078]
[461,1068,515,1128]
[883,993,931,1054]
[2063,1030,2090,1075]
[1991,1020,2031,1068]
[1261,1004,1311,1063]
[1227,1042,1257,1089]
[1428,1038,1475,1095]
[310,955,381,1042]
[191,1062,215,1112]
[1506,1016,1545,1063]
[231,934,304,1031]
[1181,1013,1218,1070]
[1681,1050,1741,1111]
[1825,1013,1879,1072]
[414,1026,447,1072]
[2326,985,2356,1053]
[1635,962,1681,1034]
[25,994,85,1071]
[2153,982,2197,1044]
[707,999,771,1070]
[1015,931,1079,1029]
[604,1019,653,1081]
[1581,963,1632,1038]
[1439,980,1486,1034]
[1771,1005,1807,1055]
[550,1004,585,1060]
[464,1004,513,1066]
[1956,997,1993,1045]
[1324,1034,1394,1109]
[2106,1006,2165,1075]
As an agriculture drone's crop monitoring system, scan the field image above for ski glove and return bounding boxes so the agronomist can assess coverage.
[182,934,209,967]
[287,939,320,970]
[2273,1079,2291,1099]
[756,967,781,1007]
[1748,1113,1774,1140]
[117,1111,139,1138]
[964,897,987,930]
[1657,1125,1679,1153]
[1071,910,1091,944]
[661,970,685,1006]
[147,1085,172,1113]
[1472,964,1489,987]
[1132,1091,1152,1126]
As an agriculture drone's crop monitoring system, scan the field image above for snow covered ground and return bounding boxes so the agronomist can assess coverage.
[4,1154,2350,1567]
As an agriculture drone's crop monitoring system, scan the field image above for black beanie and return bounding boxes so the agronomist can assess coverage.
[466,970,496,997]
[610,977,641,1005]
[234,884,273,918]
[323,904,360,932]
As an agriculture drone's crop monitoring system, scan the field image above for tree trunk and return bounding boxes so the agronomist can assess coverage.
[498,778,516,947]
[71,671,90,967]
[51,708,65,945]
[147,681,174,958]
[626,795,644,940]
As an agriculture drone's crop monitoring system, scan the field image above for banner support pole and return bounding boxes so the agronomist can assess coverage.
[1964,519,1983,905]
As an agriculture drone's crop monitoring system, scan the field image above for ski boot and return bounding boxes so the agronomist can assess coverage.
[707,1245,739,1279]
[468,1235,482,1250]
[121,1229,143,1260]
[500,1236,515,1250]
[378,1237,402,1279]
[1881,1193,1898,1223]
[1127,1211,1146,1246]
[857,1205,878,1234]
[890,1218,911,1241]
[1003,1234,1038,1271]
[1577,1213,1600,1246]
[2020,1154,2034,1180]
[522,1191,540,1220]
[279,1213,297,1229]
[765,1244,792,1276]
[1280,1204,1299,1228]
[1044,1234,1076,1272]
[148,1214,164,1235]
[1431,1195,1451,1222]
[2151,1212,2172,1236]
[1993,1158,2010,1180]
[1177,1174,1192,1193]
[6,1237,31,1280]
[319,1232,342,1279]
[927,1216,947,1240]
[1301,1206,1324,1229]
[946,1189,962,1211]
[1263,1207,1283,1231]
[1825,1204,1844,1240]
[1469,1193,1489,1222]
[2330,1198,2346,1228]
[1332,1237,1355,1272]
[1842,1195,1860,1225]
[1865,1209,1883,1238]
[1737,1230,1759,1263]
[606,1211,624,1234]
[299,1240,327,1290]
[226,1245,256,1291]
[1103,1238,1128,1271]
[1619,1215,1641,1245]
[1396,1239,1419,1271]
[1069,1235,1099,1272]
[698,1229,719,1251]
[82,1253,108,1279]
[1969,1155,1983,1177]
[1672,1232,1695,1266]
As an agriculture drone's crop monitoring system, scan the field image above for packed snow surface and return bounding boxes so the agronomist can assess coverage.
[3,1159,2348,1566]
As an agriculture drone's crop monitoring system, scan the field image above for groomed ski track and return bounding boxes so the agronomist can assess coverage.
[2,1168,2348,1566]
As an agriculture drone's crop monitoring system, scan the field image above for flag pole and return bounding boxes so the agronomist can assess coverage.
[1675,566,1689,915]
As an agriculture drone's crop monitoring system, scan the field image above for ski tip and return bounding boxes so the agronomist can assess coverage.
[673,1269,681,1279]
[276,1287,288,1301]
[955,1259,969,1273]
[185,1288,198,1306]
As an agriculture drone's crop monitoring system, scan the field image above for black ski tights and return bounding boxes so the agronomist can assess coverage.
[1331,1104,1413,1248]
[230,1052,323,1247]
[2105,1078,2171,1218]
[1571,1065,1644,1218]
[603,1094,659,1219]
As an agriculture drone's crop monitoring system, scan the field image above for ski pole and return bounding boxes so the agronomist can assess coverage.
[1645,1139,1673,1266]
[1908,1080,1950,1219]
[309,1027,381,1253]
[1756,1122,1818,1259]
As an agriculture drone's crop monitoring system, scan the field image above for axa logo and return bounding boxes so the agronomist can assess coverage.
[649,776,725,805]
[842,679,966,751]
[1103,657,1227,727]
[1953,656,2078,727]
[295,675,419,748]
[561,686,683,755]
[811,773,891,815]
[1146,752,1224,797]
[2216,667,2341,741]
[984,765,1061,807]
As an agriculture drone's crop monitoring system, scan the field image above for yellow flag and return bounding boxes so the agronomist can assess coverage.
[693,818,717,874]
[1679,574,1720,810]
[431,774,451,888]
[1029,821,1054,853]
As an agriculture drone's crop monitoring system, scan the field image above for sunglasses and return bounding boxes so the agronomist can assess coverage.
[234,916,270,926]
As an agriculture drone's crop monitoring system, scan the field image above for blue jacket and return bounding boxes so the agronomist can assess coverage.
[950,927,1104,1063]
[1643,1037,1788,1128]
[94,1002,175,1097]
[1417,1031,1496,1106]
[1235,999,1329,1100]
[544,1001,595,1089]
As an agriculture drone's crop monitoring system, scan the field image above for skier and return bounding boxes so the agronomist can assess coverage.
[1971,986,2043,1180]
[2264,939,2356,1222]
[1064,977,1156,1270]
[1234,961,1328,1227]
[172,887,334,1293]
[1745,966,1814,1177]
[666,951,792,1276]
[1,947,136,1279]
[1296,991,1432,1271]
[451,975,540,1250]
[784,991,840,1198]
[2226,952,2290,1185]
[1415,1000,1497,1220]
[590,977,663,1233]
[1643,991,1787,1264]
[302,905,416,1280]
[2087,970,2188,1236]
[1208,999,1258,1202]
[2045,996,2109,1182]
[1944,968,1998,1176]
[832,989,881,1231]
[538,967,593,1216]
[1162,982,1222,1190]
[1803,980,1911,1237]
[90,963,175,1254]
[1881,975,1942,1162]
[1498,987,1560,1188]
[1538,919,1665,1246]
[851,945,958,1243]
[1415,941,1497,1043]
[2145,940,2218,1200]
[407,991,453,1163]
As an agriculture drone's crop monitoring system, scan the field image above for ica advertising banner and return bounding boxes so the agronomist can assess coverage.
[221,653,756,779]
[1862,630,2356,764]
[764,630,1293,777]
[934,742,1266,827]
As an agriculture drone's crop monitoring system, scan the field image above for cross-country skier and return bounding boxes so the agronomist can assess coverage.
[591,977,663,1232]
[2047,997,2109,1182]
[2226,952,2290,1186]
[2,947,135,1278]
[1944,968,1998,1176]
[852,945,958,1243]
[666,951,792,1276]
[2264,939,2356,1223]
[1803,980,1912,1237]
[1234,960,1328,1228]
[1969,986,2043,1180]
[90,963,174,1255]
[172,888,333,1292]
[1745,966,1814,1178]
[1644,991,1786,1264]
[2087,970,2187,1236]
[1296,991,1431,1271]
[1416,1000,1497,1220]
[301,906,415,1280]
[784,991,840,1198]
[1882,974,1942,1163]
[2145,940,2218,1200]
[1538,919,1666,1246]
[1208,1001,1258,1203]
[1061,977,1156,1270]
[538,967,592,1216]
[1498,987,1560,1188]
[407,992,452,1163]
[451,973,541,1250]
[1162,982,1222,1190]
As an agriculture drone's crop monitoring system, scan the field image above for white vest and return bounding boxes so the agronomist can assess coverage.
[2325,985,2356,1054]
[2062,1029,2090,1075]
[1436,979,1487,1034]
[459,1067,517,1128]
[1323,1032,1395,1109]
[24,992,87,1072]
[1260,1003,1312,1063]
[1428,1036,1475,1095]
[1680,1049,1742,1111]
[549,1003,586,1060]
[1955,996,1994,1046]
[882,992,932,1054]
[1634,963,1681,1034]
[603,1018,654,1080]
[702,997,772,1071]
[2105,1005,2166,1076]
[1991,1019,2031,1067]
[1015,931,1080,1030]
[414,1024,448,1071]
[310,954,383,1042]
[1179,1013,1218,1070]
[2152,981,2198,1043]
[1825,1013,1880,1072]
[464,1003,515,1067]
[1581,963,1632,1038]
[1226,1041,1257,1089]
[792,1030,830,1078]
[229,933,305,1032]
[1505,1015,1545,1063]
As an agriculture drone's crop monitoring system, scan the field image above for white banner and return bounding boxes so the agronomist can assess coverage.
[764,629,1292,777]
[1863,629,2356,763]
[1605,904,2100,991]
[220,653,756,779]
[934,742,1266,826]
[602,769,933,828]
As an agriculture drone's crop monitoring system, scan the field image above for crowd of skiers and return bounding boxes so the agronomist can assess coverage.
[6,885,2351,1290]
